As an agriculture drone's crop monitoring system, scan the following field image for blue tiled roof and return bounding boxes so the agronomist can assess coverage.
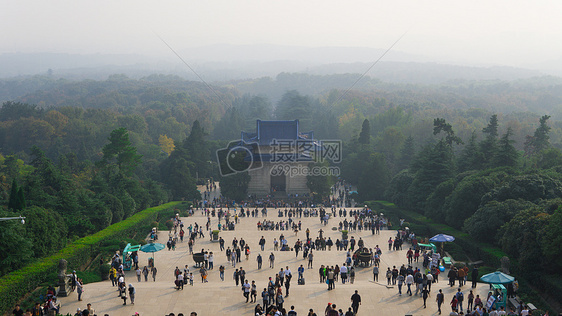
[242,120,314,145]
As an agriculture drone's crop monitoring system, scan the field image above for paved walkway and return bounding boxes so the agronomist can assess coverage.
[59,209,491,316]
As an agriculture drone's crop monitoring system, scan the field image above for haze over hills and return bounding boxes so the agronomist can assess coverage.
[0,44,551,84]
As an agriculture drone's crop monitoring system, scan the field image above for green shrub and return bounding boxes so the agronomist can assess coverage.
[99,264,110,281]
[176,202,193,211]
[0,202,180,315]
[165,219,174,230]
[77,270,102,284]
[158,209,176,222]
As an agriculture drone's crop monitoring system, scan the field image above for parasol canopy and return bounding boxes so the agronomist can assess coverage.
[140,242,165,253]
[429,234,455,243]
[479,271,515,284]
[140,242,165,264]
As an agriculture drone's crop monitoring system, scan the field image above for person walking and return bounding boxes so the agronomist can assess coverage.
[110,266,117,286]
[471,266,479,288]
[351,290,361,314]
[285,273,291,296]
[234,269,240,286]
[151,266,157,281]
[455,288,464,312]
[327,268,335,290]
[269,252,275,269]
[450,295,458,313]
[406,273,414,296]
[257,253,263,269]
[308,251,314,268]
[128,284,136,305]
[386,267,392,285]
[135,267,141,282]
[467,290,474,311]
[142,266,149,282]
[436,289,444,315]
[119,283,128,305]
[200,266,208,283]
[259,236,266,251]
[208,252,214,270]
[219,265,225,281]
[373,265,379,282]
[262,288,269,308]
[422,286,429,308]
[397,274,405,296]
[251,280,257,303]
[243,280,251,303]
[76,279,83,301]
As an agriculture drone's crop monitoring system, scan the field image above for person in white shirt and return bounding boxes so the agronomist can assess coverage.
[176,273,184,290]
[243,280,251,303]
[497,306,507,315]
[340,264,348,284]
[208,252,214,270]
[285,267,292,278]
[426,273,434,291]
[405,274,414,296]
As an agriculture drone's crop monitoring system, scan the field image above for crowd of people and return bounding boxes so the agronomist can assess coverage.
[17,191,552,316]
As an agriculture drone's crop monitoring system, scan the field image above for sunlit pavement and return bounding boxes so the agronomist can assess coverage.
[58,208,491,316]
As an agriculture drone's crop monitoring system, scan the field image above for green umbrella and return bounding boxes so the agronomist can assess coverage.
[140,242,165,264]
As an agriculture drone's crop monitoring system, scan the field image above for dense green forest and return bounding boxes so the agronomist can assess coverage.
[1,72,562,308]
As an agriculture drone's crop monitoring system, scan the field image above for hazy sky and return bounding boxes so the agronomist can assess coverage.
[1,0,561,68]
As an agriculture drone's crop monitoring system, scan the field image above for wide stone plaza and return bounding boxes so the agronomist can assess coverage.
[58,207,492,316]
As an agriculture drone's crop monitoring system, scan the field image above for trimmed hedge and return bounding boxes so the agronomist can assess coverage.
[0,201,180,315]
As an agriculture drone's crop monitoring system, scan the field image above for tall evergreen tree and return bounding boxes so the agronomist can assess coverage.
[183,120,210,179]
[274,90,312,130]
[358,119,371,145]
[397,135,415,171]
[493,127,519,168]
[8,179,18,210]
[16,187,26,211]
[458,132,483,172]
[480,114,499,166]
[407,140,455,212]
[433,118,463,146]
[358,152,390,201]
[217,148,250,201]
[160,133,201,201]
[524,115,551,157]
[482,114,499,138]
[101,127,142,176]
[213,107,245,140]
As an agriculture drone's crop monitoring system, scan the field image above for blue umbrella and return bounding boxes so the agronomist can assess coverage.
[429,234,455,242]
[140,242,165,264]
[480,271,515,284]
[429,234,455,257]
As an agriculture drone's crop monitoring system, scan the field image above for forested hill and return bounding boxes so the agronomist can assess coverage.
[3,74,236,113]
[4,73,562,119]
